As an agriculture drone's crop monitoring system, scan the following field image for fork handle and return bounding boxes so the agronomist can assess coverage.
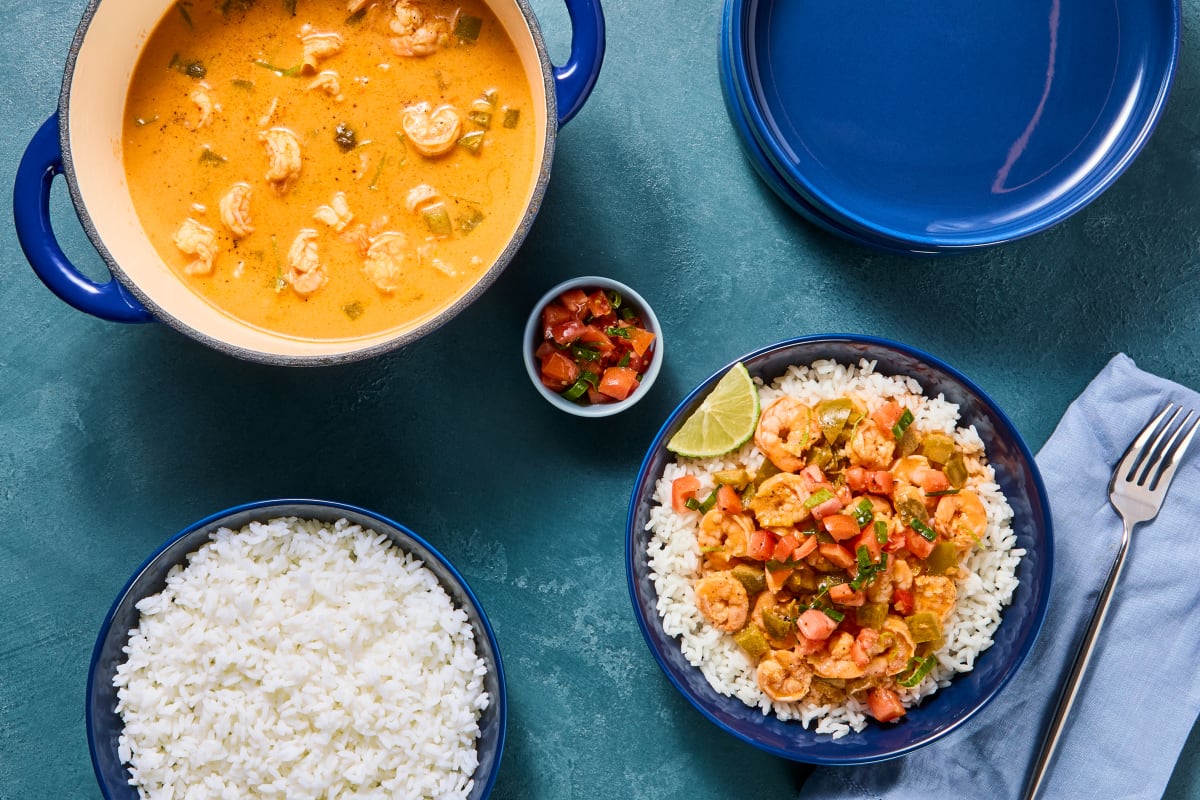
[1022,519,1133,800]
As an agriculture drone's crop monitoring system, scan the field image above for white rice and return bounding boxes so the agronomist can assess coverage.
[113,517,490,800]
[646,358,1024,738]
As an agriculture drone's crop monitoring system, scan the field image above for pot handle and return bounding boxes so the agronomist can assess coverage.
[13,114,152,323]
[554,0,605,126]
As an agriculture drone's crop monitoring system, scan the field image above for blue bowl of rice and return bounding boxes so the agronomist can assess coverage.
[87,499,506,798]
[625,334,1053,764]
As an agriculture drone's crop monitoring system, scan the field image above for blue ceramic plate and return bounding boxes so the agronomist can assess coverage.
[86,499,506,799]
[724,0,1180,249]
[625,335,1053,763]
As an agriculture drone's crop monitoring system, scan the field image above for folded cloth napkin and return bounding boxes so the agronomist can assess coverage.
[800,353,1200,800]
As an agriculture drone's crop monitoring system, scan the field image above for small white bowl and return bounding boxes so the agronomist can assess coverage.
[523,276,663,417]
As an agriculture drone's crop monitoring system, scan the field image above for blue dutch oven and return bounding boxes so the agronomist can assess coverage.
[13,0,604,364]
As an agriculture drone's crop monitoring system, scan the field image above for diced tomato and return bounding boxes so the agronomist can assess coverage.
[811,496,843,519]
[800,465,828,490]
[818,542,856,570]
[823,514,860,542]
[795,632,826,655]
[671,475,701,513]
[921,470,951,494]
[558,288,589,315]
[854,528,883,562]
[793,534,818,560]
[540,303,574,339]
[905,528,936,559]
[846,466,867,492]
[773,533,801,563]
[628,327,656,357]
[578,325,617,355]
[867,687,907,723]
[850,640,869,668]
[585,387,610,405]
[747,529,777,561]
[867,470,894,495]
[855,626,880,652]
[549,318,586,346]
[624,351,650,374]
[533,341,558,360]
[586,290,612,318]
[828,583,866,606]
[598,366,640,401]
[716,484,742,513]
[797,608,839,641]
[540,350,580,389]
[893,587,915,616]
[871,401,904,435]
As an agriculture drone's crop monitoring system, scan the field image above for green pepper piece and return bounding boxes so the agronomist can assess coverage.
[894,485,929,525]
[754,458,782,487]
[855,602,888,630]
[925,540,957,574]
[761,606,796,640]
[807,444,833,470]
[944,451,969,488]
[920,432,956,465]
[905,612,942,644]
[713,469,753,489]
[816,398,854,445]
[733,625,770,660]
[731,564,766,596]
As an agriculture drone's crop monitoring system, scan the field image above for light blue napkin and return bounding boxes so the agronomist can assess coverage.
[800,353,1200,800]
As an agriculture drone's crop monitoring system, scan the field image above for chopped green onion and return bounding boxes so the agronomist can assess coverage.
[334,122,357,151]
[820,606,845,623]
[169,53,207,79]
[926,488,961,497]
[458,208,484,233]
[619,306,635,321]
[804,487,834,509]
[561,376,589,401]
[502,107,521,129]
[699,545,724,554]
[230,78,254,90]
[856,545,872,570]
[177,2,194,29]
[892,408,914,441]
[457,130,485,153]
[283,0,297,15]
[581,370,600,389]
[605,326,632,339]
[874,520,888,544]
[910,517,937,541]
[570,344,601,362]
[253,60,301,77]
[686,490,718,514]
[617,352,631,368]
[270,235,286,293]
[342,301,364,320]
[434,70,449,91]
[421,202,452,236]
[898,654,937,688]
[454,14,483,41]
[606,290,623,309]
[851,498,874,527]
[345,8,367,25]
[368,154,387,190]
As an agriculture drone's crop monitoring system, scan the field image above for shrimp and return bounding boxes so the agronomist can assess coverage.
[890,455,931,487]
[260,127,302,193]
[362,231,408,292]
[307,70,343,100]
[866,554,913,605]
[934,490,987,552]
[754,397,818,473]
[217,183,254,239]
[694,571,749,632]
[313,191,354,231]
[405,184,441,214]
[172,218,218,276]
[809,631,866,680]
[748,473,812,528]
[284,229,326,295]
[757,649,813,702]
[864,616,915,677]
[847,418,896,470]
[697,509,753,555]
[300,26,344,73]
[185,82,218,130]
[390,1,448,57]
[913,575,957,624]
[401,102,462,157]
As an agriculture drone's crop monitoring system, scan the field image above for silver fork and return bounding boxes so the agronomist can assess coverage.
[1024,403,1199,799]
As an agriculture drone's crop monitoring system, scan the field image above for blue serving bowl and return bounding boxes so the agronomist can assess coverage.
[625,335,1053,764]
[87,499,506,798]
[722,0,1180,251]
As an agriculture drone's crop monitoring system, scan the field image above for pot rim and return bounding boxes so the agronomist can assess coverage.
[57,0,559,366]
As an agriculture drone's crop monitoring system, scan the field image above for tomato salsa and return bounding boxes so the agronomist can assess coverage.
[534,286,656,404]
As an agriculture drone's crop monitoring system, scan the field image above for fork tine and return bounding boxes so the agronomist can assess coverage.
[1116,404,1175,483]
[1148,410,1200,491]
[1134,405,1185,485]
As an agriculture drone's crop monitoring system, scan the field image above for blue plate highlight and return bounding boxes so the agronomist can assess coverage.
[723,0,1180,250]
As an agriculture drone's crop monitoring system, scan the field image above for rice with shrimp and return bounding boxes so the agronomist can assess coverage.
[646,359,1023,737]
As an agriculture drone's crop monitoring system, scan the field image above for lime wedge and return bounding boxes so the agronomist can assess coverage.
[666,363,760,458]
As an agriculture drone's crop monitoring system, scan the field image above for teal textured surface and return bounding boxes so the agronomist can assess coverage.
[3,1,1200,797]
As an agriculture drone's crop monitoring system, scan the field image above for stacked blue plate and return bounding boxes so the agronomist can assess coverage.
[720,0,1181,253]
